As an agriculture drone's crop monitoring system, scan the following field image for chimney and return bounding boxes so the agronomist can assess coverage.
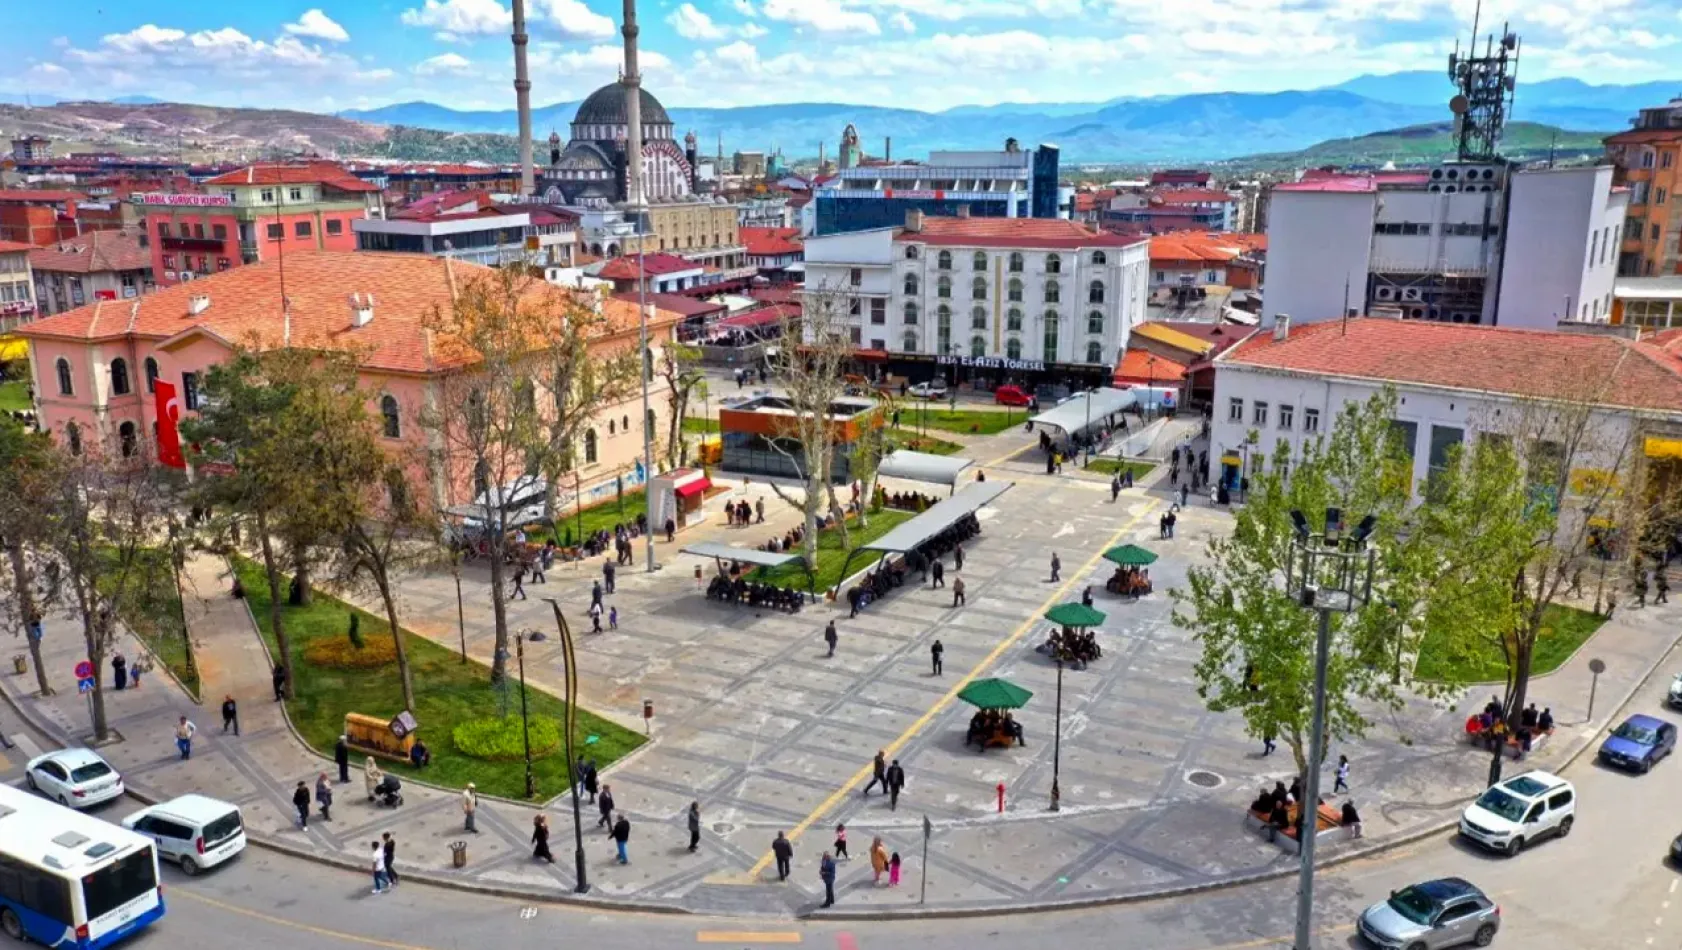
[956,204,971,218]
[187,294,210,316]
[904,209,924,232]
[350,292,375,327]
[1273,314,1290,342]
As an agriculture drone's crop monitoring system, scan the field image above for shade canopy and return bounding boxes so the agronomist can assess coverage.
[1044,603,1106,628]
[1028,387,1139,436]
[957,677,1034,710]
[860,479,1012,555]
[877,449,974,487]
[680,542,805,570]
[1102,543,1159,566]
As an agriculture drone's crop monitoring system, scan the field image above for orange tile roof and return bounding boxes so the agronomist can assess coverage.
[1606,128,1682,145]
[597,253,701,280]
[203,161,380,193]
[1150,233,1264,264]
[0,190,87,204]
[741,226,803,256]
[1114,348,1188,384]
[1221,318,1682,413]
[0,240,35,254]
[899,217,1146,249]
[17,251,681,376]
[27,230,150,274]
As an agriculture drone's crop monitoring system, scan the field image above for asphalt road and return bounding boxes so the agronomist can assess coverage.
[7,629,1680,950]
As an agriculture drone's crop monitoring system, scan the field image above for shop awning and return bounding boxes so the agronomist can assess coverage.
[1028,387,1139,436]
[878,450,973,487]
[718,307,785,329]
[674,476,712,499]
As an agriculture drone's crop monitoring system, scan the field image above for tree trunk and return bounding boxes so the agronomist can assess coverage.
[173,547,197,683]
[486,542,510,684]
[6,539,51,695]
[83,608,109,741]
[255,511,294,700]
[802,475,821,569]
[291,549,313,607]
[377,572,417,714]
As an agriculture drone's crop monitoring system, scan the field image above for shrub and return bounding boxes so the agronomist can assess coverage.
[303,632,395,669]
[452,715,562,762]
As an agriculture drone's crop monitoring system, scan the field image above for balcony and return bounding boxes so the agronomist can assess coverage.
[161,236,227,253]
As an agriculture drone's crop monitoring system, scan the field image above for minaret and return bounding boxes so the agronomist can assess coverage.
[621,0,644,210]
[512,0,534,196]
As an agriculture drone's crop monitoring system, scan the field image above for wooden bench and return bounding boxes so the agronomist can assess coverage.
[967,727,1023,750]
[1245,801,1344,854]
[1464,721,1554,760]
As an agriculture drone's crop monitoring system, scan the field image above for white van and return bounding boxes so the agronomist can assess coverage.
[1458,769,1575,856]
[122,794,246,875]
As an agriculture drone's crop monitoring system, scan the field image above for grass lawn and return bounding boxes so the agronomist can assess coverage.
[0,379,29,413]
[884,430,965,457]
[892,406,1020,436]
[750,508,915,593]
[98,547,198,698]
[1085,458,1159,482]
[1413,604,1607,684]
[538,487,648,548]
[230,555,643,800]
[682,416,715,435]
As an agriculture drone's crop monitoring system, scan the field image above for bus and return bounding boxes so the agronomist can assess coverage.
[0,783,164,948]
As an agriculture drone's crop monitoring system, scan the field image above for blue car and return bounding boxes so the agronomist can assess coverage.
[1599,714,1677,773]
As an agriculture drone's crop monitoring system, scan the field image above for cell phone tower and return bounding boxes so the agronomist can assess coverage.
[1446,1,1520,162]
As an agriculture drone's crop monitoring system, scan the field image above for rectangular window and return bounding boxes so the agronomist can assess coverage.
[161,254,174,269]
[1427,424,1464,495]
[260,189,274,204]
[212,224,227,240]
[1304,407,1320,433]
[1252,401,1268,426]
[295,221,312,238]
[1278,404,1294,430]
[157,222,171,239]
[849,327,861,345]
[1589,232,1599,268]
[1660,188,1669,205]
[1389,420,1419,462]
[870,298,886,325]
[1154,270,1165,283]
[848,297,861,317]
[1228,397,1243,423]
[182,372,201,410]
[870,338,885,351]
[266,223,283,240]
[288,187,303,202]
[326,219,343,235]
[849,268,862,287]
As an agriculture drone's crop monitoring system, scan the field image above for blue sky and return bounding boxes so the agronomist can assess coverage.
[5,0,1680,113]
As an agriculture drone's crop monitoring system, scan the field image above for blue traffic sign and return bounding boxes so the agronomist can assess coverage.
[77,677,94,694]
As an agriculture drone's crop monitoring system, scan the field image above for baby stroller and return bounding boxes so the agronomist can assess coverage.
[374,774,403,808]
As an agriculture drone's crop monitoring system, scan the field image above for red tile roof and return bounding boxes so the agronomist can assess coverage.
[27,230,150,274]
[0,240,35,254]
[1221,318,1682,413]
[1150,233,1264,264]
[202,162,380,193]
[597,253,701,280]
[741,226,803,256]
[1114,348,1188,385]
[395,189,492,218]
[1155,189,1235,205]
[1274,176,1377,194]
[897,217,1146,250]
[0,190,87,204]
[16,251,682,376]
[1606,128,1682,145]
[610,292,725,318]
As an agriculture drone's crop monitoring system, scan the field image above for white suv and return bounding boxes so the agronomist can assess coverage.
[1459,770,1575,856]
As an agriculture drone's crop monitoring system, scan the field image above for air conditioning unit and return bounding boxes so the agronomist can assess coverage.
[1429,184,1442,193]
[1444,185,1458,194]
[1409,307,1425,319]
[1431,168,1446,180]
[1374,286,1396,301]
[1401,287,1423,302]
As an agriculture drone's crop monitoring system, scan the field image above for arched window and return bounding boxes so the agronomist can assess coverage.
[905,245,919,260]
[608,419,616,435]
[56,358,73,396]
[1046,253,1062,274]
[904,273,919,296]
[936,276,951,299]
[971,276,987,301]
[1006,337,1022,360]
[1044,280,1060,304]
[109,358,130,397]
[971,306,987,330]
[1091,250,1107,266]
[1087,310,1104,335]
[1086,341,1104,365]
[646,408,656,437]
[584,429,599,464]
[970,335,987,357]
[936,306,952,354]
[380,395,401,439]
[622,415,629,431]
[144,357,159,394]
[1007,278,1023,302]
[1088,280,1105,304]
[937,250,952,270]
[972,251,987,271]
[903,301,919,325]
[902,330,919,353]
[65,422,82,457]
[1007,308,1023,331]
[118,421,137,458]
[1008,252,1024,273]
[1043,311,1060,361]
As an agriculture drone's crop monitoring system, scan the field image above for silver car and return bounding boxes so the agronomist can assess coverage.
[1358,878,1500,949]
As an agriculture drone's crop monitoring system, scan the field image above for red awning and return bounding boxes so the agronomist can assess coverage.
[718,307,784,329]
[675,476,712,499]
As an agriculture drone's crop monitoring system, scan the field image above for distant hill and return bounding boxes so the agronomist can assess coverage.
[1228,121,1608,169]
[0,101,384,160]
[1328,71,1674,128]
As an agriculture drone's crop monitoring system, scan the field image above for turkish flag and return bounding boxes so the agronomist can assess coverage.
[154,379,186,469]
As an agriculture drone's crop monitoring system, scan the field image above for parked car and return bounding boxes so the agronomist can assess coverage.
[907,379,948,399]
[1670,830,1682,864]
[25,748,124,809]
[1666,672,1682,710]
[1458,770,1574,856]
[994,385,1032,407]
[1599,713,1677,773]
[1357,877,1501,949]
[124,794,247,875]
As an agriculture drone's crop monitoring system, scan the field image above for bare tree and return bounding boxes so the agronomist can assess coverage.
[659,341,705,469]
[0,418,58,695]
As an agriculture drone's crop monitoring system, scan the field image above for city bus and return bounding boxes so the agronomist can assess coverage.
[0,783,164,948]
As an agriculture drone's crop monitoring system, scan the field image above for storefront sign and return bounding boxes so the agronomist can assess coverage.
[882,190,945,200]
[936,355,1046,373]
[131,192,233,207]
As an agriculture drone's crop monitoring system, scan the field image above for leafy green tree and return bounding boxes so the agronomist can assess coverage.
[659,341,705,469]
[0,418,60,695]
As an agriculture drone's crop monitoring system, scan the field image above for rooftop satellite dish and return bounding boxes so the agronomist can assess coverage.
[1449,95,1470,116]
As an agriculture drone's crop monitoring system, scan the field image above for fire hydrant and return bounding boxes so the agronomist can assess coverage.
[996,782,1006,814]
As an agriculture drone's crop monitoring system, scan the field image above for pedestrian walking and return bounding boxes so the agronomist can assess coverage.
[611,814,631,864]
[1111,475,1121,502]
[687,802,701,853]
[25,608,42,643]
[609,605,619,630]
[1334,754,1350,794]
[532,816,554,863]
[954,544,964,571]
[272,664,288,701]
[383,833,400,886]
[130,656,147,689]
[889,851,902,887]
[931,559,945,588]
[315,773,333,821]
[597,784,615,829]
[665,517,676,543]
[755,498,765,524]
[1635,571,1649,608]
[292,781,310,828]
[510,566,527,601]
[112,654,127,691]
[870,837,889,886]
[462,783,479,833]
[221,695,239,735]
[952,576,966,607]
[583,760,600,803]
[335,735,351,783]
[531,552,547,585]
[1179,484,1189,508]
[833,823,849,860]
[930,639,944,676]
[863,750,887,796]
[772,831,794,881]
[885,759,906,811]
[1262,731,1275,756]
[174,716,196,760]
[371,842,389,894]
[819,851,837,907]
[1660,572,1671,604]
[604,558,617,594]
[365,757,384,800]
[824,620,839,657]
[590,600,604,634]
[1049,553,1061,582]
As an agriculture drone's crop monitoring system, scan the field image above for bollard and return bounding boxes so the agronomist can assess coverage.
[996,782,1005,814]
[450,840,467,868]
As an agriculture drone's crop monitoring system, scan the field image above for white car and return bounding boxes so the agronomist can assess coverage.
[908,380,948,399]
[1667,672,1682,710]
[1459,769,1575,856]
[25,748,125,809]
[124,795,247,875]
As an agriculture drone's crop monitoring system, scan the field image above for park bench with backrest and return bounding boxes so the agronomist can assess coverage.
[1244,799,1342,853]
[1464,714,1554,759]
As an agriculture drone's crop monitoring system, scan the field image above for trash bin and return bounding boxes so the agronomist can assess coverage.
[450,841,467,868]
[12,655,25,675]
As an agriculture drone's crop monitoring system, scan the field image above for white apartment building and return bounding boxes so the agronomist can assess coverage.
[1263,163,1628,330]
[804,211,1148,388]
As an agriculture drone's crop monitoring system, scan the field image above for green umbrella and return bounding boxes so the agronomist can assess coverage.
[1044,602,1106,628]
[957,677,1034,710]
[1102,543,1159,566]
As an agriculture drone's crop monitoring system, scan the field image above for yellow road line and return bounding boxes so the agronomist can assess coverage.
[696,932,803,944]
[172,889,437,950]
[741,499,1161,880]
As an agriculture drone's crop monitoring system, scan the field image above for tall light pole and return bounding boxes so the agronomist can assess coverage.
[1282,508,1376,950]
[515,632,535,800]
[1050,651,1064,811]
[543,599,589,893]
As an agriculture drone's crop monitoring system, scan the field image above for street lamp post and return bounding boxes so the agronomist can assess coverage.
[1282,508,1376,950]
[1050,651,1064,811]
[543,599,589,893]
[515,632,535,800]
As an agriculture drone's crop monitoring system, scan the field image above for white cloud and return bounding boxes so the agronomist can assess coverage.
[740,22,770,38]
[846,0,1083,20]
[532,0,616,40]
[668,3,726,40]
[400,0,509,39]
[733,0,758,14]
[763,0,880,34]
[61,22,388,90]
[283,9,350,42]
[414,52,474,74]
[889,11,916,31]
[528,42,673,78]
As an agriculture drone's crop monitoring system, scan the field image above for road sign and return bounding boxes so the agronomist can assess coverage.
[77,678,94,694]
[74,660,93,680]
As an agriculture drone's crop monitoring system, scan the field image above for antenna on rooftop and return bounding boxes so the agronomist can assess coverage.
[1447,0,1519,162]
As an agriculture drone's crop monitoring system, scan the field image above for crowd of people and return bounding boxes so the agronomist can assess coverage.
[966,709,1025,749]
[1105,565,1152,597]
[1248,779,1363,842]
[1464,695,1554,757]
[845,512,980,618]
[883,490,940,513]
[1037,626,1101,669]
